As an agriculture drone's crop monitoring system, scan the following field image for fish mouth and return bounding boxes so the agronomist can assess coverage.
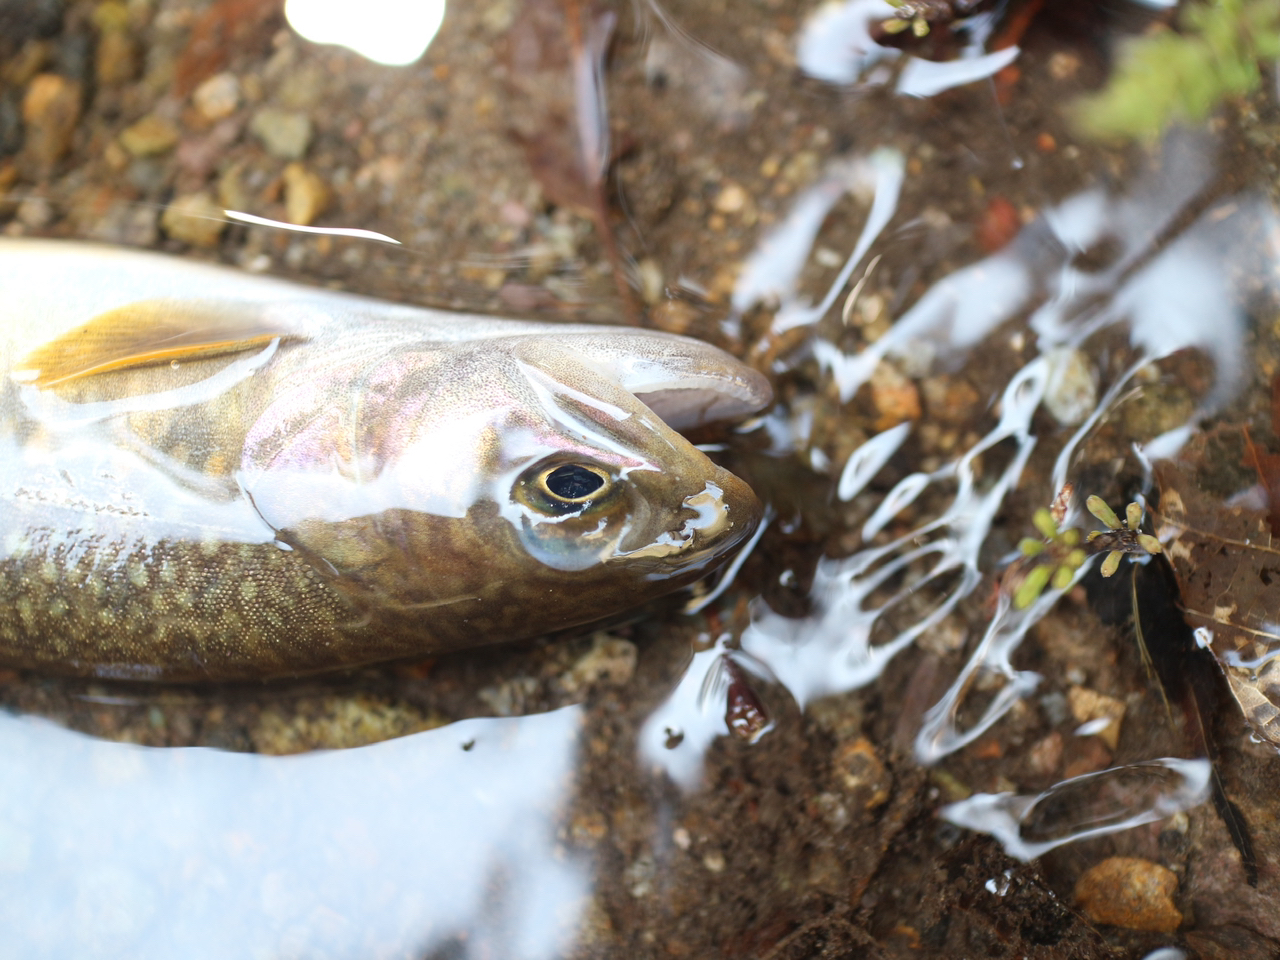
[611,467,761,569]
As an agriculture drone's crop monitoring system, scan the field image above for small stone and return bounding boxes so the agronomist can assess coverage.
[216,162,250,211]
[1067,685,1125,750]
[560,633,637,693]
[702,850,726,873]
[569,810,608,846]
[1074,857,1182,933]
[832,736,890,810]
[1048,51,1082,81]
[635,257,664,305]
[714,182,748,214]
[118,114,179,157]
[2,40,52,88]
[21,73,81,176]
[16,194,52,228]
[160,192,225,247]
[1043,347,1098,426]
[1025,731,1064,778]
[193,72,240,122]
[869,360,922,430]
[282,162,330,226]
[94,28,136,86]
[249,107,311,159]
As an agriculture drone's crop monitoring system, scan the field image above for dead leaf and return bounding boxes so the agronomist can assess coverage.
[174,0,283,97]
[1154,458,1280,748]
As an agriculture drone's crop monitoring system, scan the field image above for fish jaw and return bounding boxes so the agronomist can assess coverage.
[607,466,761,574]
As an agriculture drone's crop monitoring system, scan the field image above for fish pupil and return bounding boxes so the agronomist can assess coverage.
[545,464,605,500]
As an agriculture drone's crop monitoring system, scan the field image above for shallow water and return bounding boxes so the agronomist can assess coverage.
[4,0,1280,956]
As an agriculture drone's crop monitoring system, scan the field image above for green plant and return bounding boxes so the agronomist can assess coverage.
[1074,0,1280,142]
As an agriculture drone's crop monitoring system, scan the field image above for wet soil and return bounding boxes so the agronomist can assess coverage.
[4,0,1280,957]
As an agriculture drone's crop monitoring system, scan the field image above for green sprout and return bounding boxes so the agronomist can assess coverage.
[1010,488,1163,609]
[1085,494,1163,578]
[1013,505,1087,609]
[1074,0,1280,143]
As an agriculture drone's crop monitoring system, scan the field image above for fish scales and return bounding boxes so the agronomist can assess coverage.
[0,241,771,680]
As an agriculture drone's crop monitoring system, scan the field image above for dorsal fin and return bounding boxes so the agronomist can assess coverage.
[15,299,298,387]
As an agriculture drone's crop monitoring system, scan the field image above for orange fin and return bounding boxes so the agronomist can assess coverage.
[15,300,298,387]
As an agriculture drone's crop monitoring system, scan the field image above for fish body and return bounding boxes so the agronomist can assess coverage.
[0,240,770,680]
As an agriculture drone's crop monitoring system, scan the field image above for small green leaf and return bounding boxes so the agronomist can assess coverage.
[1087,495,1122,530]
[1014,563,1053,609]
[1138,533,1164,555]
[1033,508,1059,540]
[1019,537,1046,557]
[1125,501,1143,531]
[1052,564,1075,591]
[1100,550,1123,578]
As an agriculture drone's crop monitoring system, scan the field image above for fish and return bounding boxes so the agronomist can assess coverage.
[0,240,771,681]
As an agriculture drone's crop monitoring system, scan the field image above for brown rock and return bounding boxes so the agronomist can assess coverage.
[832,736,890,811]
[161,192,226,247]
[192,72,241,122]
[21,74,82,177]
[282,162,330,226]
[1073,857,1182,933]
[95,28,137,86]
[119,115,180,157]
[869,361,921,430]
[1066,685,1125,750]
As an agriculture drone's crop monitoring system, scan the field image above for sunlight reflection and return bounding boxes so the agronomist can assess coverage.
[285,0,446,66]
[0,708,587,959]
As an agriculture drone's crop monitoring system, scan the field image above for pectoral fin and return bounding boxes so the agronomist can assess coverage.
[15,299,299,387]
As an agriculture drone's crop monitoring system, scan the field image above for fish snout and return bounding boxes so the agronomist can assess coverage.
[613,466,761,568]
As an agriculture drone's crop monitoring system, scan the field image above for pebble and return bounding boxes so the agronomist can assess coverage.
[249,107,311,159]
[118,114,179,157]
[20,72,81,175]
[1066,685,1125,750]
[160,191,225,247]
[869,360,922,430]
[1073,857,1182,933]
[714,182,748,214]
[560,634,637,693]
[16,194,52,227]
[1024,731,1064,778]
[1043,347,1098,426]
[831,736,890,811]
[192,72,240,122]
[92,1,135,86]
[282,161,330,226]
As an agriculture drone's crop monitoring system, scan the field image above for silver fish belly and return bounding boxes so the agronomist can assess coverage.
[0,240,771,680]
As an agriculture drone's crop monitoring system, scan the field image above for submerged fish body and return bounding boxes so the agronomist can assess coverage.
[0,240,770,680]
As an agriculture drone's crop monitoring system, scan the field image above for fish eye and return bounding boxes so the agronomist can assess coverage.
[539,463,609,503]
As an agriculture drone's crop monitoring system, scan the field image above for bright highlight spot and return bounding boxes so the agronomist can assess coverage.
[285,0,446,66]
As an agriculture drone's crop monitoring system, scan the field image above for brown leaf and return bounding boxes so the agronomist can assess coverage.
[500,0,640,322]
[502,0,614,216]
[174,0,283,97]
[1154,458,1280,748]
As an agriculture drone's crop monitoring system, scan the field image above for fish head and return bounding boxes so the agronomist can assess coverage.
[240,329,770,648]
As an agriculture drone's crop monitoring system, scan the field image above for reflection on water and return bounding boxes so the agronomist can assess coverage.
[940,758,1211,861]
[795,0,1018,97]
[284,0,447,67]
[649,130,1278,852]
[0,707,587,959]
